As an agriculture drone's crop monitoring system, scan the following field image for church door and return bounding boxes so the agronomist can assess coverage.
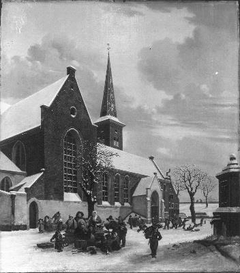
[151,191,159,223]
[29,201,38,228]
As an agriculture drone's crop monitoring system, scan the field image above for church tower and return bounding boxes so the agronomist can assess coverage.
[95,50,125,150]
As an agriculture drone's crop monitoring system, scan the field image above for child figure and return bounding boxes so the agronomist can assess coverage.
[37,218,44,233]
[149,225,162,259]
[50,229,63,252]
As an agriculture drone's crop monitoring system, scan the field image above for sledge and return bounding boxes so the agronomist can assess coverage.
[37,242,54,249]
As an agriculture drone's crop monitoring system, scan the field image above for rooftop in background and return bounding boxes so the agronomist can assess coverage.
[0,151,25,174]
[98,143,165,178]
[10,172,43,192]
[0,75,69,141]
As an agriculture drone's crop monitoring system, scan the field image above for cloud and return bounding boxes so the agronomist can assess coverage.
[1,34,105,109]
[138,38,181,95]
[137,3,238,159]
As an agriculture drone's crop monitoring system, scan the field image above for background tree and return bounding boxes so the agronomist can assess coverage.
[172,165,207,224]
[200,175,216,208]
[76,141,118,217]
[171,177,185,197]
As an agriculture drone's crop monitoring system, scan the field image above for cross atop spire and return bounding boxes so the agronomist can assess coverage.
[100,46,117,117]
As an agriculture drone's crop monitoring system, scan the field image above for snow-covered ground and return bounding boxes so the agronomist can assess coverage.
[180,203,219,217]
[1,220,239,272]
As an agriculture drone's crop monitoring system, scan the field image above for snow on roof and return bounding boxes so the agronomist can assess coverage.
[16,172,43,192]
[0,101,11,114]
[98,144,162,177]
[132,176,154,196]
[0,75,69,141]
[64,192,82,202]
[0,151,25,173]
[95,115,125,126]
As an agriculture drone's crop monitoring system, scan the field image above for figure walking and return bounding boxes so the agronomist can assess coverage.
[149,225,162,258]
[128,215,133,229]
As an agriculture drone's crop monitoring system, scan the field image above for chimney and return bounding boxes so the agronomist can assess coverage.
[67,66,76,77]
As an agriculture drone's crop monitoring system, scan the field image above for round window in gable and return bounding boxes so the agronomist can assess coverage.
[70,106,77,118]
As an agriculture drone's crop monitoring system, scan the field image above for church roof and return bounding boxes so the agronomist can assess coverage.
[0,151,25,174]
[100,52,118,118]
[132,176,154,196]
[98,144,165,178]
[0,75,69,141]
[11,172,43,192]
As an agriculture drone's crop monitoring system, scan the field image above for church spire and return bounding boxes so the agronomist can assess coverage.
[100,47,117,117]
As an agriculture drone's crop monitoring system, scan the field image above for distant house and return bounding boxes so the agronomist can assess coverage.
[0,53,179,230]
[160,177,179,219]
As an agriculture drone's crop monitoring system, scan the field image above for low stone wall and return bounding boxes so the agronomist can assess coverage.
[0,190,12,229]
[29,198,88,222]
[0,190,28,231]
[28,198,133,223]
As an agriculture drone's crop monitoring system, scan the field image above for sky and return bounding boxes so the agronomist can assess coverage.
[1,1,239,201]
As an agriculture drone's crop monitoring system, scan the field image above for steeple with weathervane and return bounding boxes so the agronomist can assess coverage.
[95,44,125,150]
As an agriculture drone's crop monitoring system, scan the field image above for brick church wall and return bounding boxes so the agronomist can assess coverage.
[41,74,97,201]
[25,174,45,201]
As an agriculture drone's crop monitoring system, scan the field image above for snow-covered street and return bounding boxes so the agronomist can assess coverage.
[1,220,239,272]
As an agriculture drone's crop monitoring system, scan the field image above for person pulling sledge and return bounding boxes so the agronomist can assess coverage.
[148,224,162,259]
[50,229,64,252]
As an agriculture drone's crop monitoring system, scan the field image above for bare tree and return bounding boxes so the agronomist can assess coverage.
[200,176,216,208]
[76,141,118,217]
[173,165,207,224]
[171,178,185,197]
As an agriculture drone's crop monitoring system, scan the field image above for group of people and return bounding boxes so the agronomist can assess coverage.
[38,210,164,258]
[163,214,205,231]
[37,210,129,253]
[37,212,64,233]
[127,214,145,229]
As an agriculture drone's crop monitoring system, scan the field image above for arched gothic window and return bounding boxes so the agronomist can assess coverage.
[124,175,129,203]
[114,174,120,202]
[12,141,26,171]
[63,130,79,193]
[0,177,12,192]
[102,172,108,201]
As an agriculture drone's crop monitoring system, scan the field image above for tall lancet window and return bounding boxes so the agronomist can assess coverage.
[63,130,78,193]
[124,175,129,203]
[102,172,108,201]
[12,141,26,171]
[114,174,120,202]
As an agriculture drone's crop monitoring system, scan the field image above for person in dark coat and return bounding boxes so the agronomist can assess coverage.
[57,218,63,231]
[65,215,75,234]
[117,216,127,247]
[38,218,44,233]
[149,225,162,258]
[50,229,64,252]
[164,218,170,230]
[127,215,133,229]
[43,215,53,232]
[74,211,88,238]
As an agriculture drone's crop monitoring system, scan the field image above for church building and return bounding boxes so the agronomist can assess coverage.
[0,52,179,230]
